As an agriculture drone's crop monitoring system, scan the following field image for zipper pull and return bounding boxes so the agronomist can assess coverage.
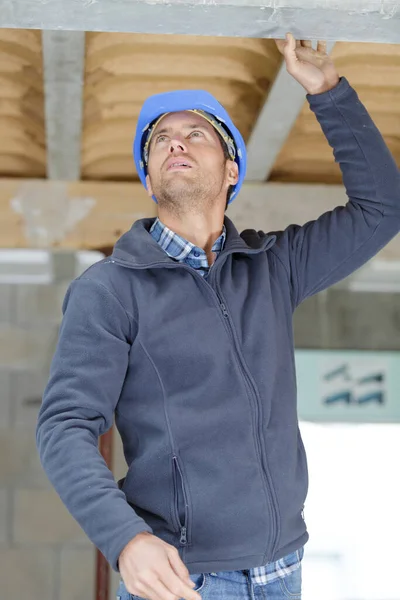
[220,303,229,317]
[180,527,187,545]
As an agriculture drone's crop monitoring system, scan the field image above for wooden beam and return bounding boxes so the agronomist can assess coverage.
[1,179,156,249]
[0,179,398,261]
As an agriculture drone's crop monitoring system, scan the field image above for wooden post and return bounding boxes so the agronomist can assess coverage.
[95,425,114,600]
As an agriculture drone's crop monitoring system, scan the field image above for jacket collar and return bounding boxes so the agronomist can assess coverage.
[111,216,276,267]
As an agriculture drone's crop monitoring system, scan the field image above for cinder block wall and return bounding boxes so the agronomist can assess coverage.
[0,282,127,600]
[3,276,400,598]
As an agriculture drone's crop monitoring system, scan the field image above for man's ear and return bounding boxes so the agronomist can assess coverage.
[145,174,153,197]
[227,161,239,186]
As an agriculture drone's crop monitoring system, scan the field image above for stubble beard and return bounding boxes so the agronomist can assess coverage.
[154,172,223,218]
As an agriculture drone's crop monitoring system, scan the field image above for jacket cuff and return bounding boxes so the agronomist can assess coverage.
[306,76,353,106]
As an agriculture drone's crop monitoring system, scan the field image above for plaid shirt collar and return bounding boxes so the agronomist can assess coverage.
[149,217,226,274]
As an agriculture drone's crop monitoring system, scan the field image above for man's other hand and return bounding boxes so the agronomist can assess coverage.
[119,532,202,600]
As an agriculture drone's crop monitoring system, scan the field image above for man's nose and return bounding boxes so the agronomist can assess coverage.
[169,137,187,153]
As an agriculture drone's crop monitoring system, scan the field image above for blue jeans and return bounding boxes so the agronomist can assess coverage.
[117,554,302,600]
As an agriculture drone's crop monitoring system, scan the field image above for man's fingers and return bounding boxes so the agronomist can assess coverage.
[135,577,170,600]
[167,547,195,587]
[299,39,328,55]
[274,38,285,54]
[133,568,201,600]
[274,32,294,50]
[160,567,201,600]
[281,32,299,69]
[275,35,327,56]
[143,577,180,600]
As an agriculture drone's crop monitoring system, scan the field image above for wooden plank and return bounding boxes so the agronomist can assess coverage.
[0,179,156,249]
[0,179,398,261]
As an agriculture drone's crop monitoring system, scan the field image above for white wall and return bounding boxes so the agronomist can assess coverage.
[300,422,400,600]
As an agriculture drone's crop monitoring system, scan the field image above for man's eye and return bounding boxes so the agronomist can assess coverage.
[189,131,203,137]
[156,135,167,143]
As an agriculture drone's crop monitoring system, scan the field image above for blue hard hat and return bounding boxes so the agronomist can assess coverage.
[133,90,247,204]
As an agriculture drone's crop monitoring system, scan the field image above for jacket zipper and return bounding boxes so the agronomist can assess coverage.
[218,292,279,559]
[105,254,279,557]
[172,455,189,546]
[212,265,279,560]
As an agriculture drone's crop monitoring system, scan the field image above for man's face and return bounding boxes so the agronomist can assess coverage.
[145,111,238,214]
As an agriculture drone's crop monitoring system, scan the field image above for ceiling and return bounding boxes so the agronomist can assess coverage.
[1,29,399,186]
[0,23,399,265]
[0,29,45,178]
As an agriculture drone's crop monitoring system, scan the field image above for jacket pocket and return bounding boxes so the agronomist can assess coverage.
[172,455,190,545]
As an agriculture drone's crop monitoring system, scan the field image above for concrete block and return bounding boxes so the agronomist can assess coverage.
[0,547,55,600]
[0,370,11,428]
[57,280,70,306]
[293,294,324,349]
[0,284,15,322]
[0,489,8,544]
[327,291,400,350]
[15,284,64,325]
[13,369,50,429]
[0,429,49,489]
[13,488,89,544]
[0,325,58,370]
[293,289,400,351]
[59,546,96,600]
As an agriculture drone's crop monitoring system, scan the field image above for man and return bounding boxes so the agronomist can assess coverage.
[36,33,400,600]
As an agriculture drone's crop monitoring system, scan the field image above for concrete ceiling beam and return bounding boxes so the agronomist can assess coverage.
[42,30,85,181]
[246,42,336,182]
[2,0,400,43]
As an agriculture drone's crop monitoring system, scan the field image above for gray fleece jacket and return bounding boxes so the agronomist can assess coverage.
[36,76,400,573]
